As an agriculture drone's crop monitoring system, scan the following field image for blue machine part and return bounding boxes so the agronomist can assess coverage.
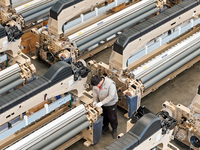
[56,95,61,99]
[93,116,103,144]
[126,95,138,118]
[62,57,72,63]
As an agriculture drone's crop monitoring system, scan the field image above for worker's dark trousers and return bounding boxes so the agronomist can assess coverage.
[102,103,118,130]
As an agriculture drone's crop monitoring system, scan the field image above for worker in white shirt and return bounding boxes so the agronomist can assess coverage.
[91,75,118,139]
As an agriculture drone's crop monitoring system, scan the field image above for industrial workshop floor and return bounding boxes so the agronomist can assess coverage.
[29,47,200,150]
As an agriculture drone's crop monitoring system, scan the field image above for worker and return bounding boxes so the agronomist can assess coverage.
[91,75,118,139]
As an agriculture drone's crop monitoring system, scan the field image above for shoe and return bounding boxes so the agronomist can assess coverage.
[112,129,118,139]
[102,126,109,132]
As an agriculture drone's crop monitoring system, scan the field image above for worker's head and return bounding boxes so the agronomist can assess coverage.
[91,75,102,86]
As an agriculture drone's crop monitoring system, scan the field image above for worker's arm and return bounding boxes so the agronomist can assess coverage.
[101,83,117,105]
[93,87,99,103]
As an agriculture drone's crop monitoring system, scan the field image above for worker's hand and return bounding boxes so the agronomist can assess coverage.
[95,102,103,107]
[93,102,97,106]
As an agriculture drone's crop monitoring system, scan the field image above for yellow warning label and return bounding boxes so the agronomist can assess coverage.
[24,4,30,7]
[77,32,83,35]
[143,66,148,70]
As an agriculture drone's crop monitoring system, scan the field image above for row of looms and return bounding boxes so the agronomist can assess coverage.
[0,0,200,149]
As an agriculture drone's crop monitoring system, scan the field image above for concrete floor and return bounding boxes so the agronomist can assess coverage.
[29,47,200,150]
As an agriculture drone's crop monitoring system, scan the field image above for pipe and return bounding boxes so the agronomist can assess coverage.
[76,3,156,47]
[68,0,157,42]
[78,7,159,51]
[15,0,48,14]
[0,73,21,88]
[0,64,20,82]
[0,78,23,95]
[12,0,30,9]
[141,40,200,83]
[144,48,200,89]
[24,7,51,23]
[41,121,90,150]
[21,0,56,18]
[29,115,88,149]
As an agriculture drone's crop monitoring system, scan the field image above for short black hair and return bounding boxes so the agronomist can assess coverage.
[91,75,102,86]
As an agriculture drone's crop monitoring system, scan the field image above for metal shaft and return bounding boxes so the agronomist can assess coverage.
[144,48,200,89]
[41,121,90,150]
[0,73,21,88]
[141,41,200,83]
[0,78,23,95]
[78,7,158,51]
[29,115,88,149]
[22,0,56,18]
[76,3,156,47]
[0,64,20,82]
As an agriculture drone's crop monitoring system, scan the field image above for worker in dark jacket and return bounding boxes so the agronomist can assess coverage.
[91,75,118,139]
